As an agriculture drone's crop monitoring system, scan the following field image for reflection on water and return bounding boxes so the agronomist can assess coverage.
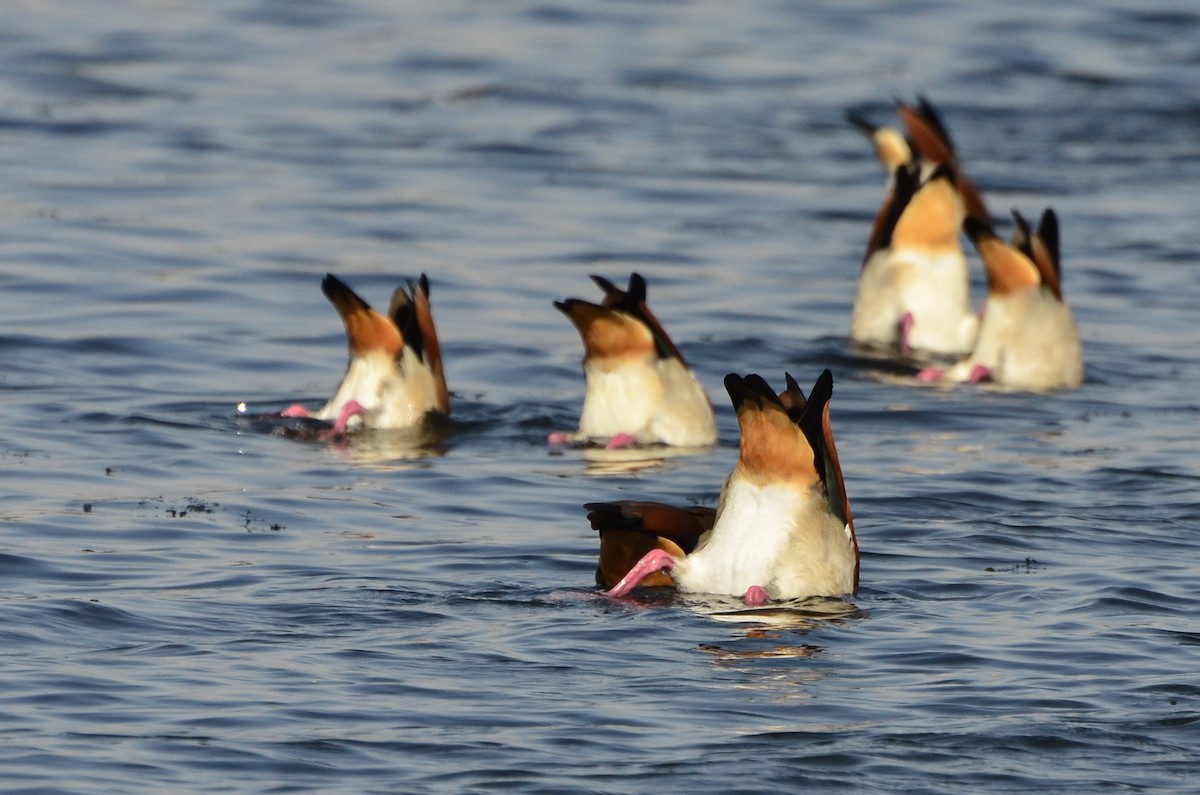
[704,596,866,628]
[575,443,716,476]
[235,405,451,463]
[700,640,824,661]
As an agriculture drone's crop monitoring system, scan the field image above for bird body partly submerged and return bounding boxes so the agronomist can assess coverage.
[284,273,449,434]
[575,354,715,448]
[850,165,978,358]
[666,476,856,600]
[599,371,858,604]
[921,210,1083,390]
[851,244,978,358]
[555,273,716,448]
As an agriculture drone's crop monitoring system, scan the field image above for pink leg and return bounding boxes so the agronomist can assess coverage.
[547,431,570,446]
[916,367,944,382]
[967,364,991,384]
[899,312,915,357]
[605,549,677,598]
[281,404,311,418]
[605,432,637,450]
[328,399,367,435]
[742,585,770,607]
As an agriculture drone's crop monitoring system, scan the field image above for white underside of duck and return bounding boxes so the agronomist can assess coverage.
[316,348,444,431]
[941,289,1083,390]
[851,248,978,357]
[671,478,856,600]
[575,356,717,447]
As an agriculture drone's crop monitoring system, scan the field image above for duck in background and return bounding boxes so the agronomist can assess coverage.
[918,209,1083,390]
[849,163,979,359]
[847,96,990,361]
[594,370,858,606]
[847,94,990,224]
[550,273,717,449]
[282,273,450,435]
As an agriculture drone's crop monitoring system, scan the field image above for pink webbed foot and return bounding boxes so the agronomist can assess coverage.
[605,432,637,450]
[742,585,770,607]
[605,548,677,598]
[916,367,944,383]
[967,364,991,384]
[281,404,311,418]
[898,312,915,357]
[547,431,570,446]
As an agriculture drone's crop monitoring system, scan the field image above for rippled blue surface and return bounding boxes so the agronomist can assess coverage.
[2,1,1199,792]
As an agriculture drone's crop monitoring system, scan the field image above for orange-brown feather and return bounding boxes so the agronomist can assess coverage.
[1028,237,1062,300]
[897,102,955,165]
[732,398,819,489]
[956,176,989,225]
[561,303,656,363]
[890,174,962,253]
[587,273,686,363]
[322,277,404,357]
[1025,213,1064,301]
[974,231,1041,295]
[778,373,807,414]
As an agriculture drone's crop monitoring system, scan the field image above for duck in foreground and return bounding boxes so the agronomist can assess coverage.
[551,273,717,449]
[596,370,858,606]
[282,273,450,434]
[849,163,979,359]
[919,209,1083,390]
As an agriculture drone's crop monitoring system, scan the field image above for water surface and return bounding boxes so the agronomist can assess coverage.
[2,1,1199,792]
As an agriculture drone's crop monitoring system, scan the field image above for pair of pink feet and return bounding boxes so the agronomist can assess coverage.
[916,364,991,383]
[281,399,366,437]
[604,548,771,607]
[900,313,991,384]
[546,431,637,450]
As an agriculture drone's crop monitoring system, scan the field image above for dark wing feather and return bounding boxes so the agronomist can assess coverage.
[863,163,921,264]
[1034,208,1063,299]
[585,500,715,588]
[796,370,858,591]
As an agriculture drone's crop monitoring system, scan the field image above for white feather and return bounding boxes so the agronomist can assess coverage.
[851,247,978,356]
[576,356,716,447]
[315,348,442,431]
[943,288,1083,390]
[673,477,856,600]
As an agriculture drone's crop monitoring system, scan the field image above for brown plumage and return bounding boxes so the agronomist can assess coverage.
[895,95,989,223]
[554,273,686,365]
[587,501,715,588]
[879,164,963,260]
[322,274,404,358]
[851,163,978,357]
[1010,209,1063,301]
[964,218,1042,296]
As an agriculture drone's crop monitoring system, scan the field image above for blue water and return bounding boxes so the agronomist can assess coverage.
[2,1,1199,792]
